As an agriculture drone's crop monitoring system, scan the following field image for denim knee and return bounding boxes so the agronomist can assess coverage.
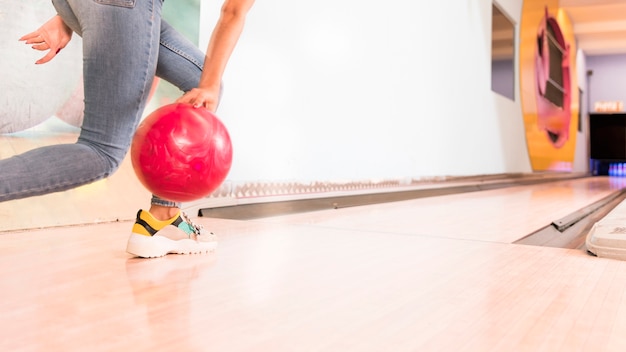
[76,139,127,178]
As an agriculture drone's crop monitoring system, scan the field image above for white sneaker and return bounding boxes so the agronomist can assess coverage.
[126,210,217,258]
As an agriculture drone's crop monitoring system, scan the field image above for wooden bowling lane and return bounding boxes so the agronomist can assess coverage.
[3,176,626,351]
[261,176,626,244]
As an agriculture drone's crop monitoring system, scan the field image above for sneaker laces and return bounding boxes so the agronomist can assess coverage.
[181,211,205,236]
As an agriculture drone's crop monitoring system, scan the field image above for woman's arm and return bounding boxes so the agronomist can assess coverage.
[20,15,73,65]
[177,0,255,111]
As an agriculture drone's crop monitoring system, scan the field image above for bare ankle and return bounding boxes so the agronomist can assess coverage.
[148,205,180,221]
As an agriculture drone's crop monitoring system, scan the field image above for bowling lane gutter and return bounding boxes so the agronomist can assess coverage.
[200,173,590,221]
[515,189,626,250]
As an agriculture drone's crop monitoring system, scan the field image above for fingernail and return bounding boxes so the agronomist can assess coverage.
[56,48,61,54]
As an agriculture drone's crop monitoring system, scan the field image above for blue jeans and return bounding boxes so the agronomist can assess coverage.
[0,0,205,207]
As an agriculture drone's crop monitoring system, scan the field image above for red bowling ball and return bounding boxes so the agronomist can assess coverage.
[131,103,233,202]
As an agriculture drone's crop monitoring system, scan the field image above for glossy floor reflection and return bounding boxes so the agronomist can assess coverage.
[3,177,626,351]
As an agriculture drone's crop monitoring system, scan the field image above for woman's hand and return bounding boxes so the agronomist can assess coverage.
[20,15,73,65]
[176,86,221,112]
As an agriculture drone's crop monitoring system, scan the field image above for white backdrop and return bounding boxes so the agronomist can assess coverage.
[200,0,532,184]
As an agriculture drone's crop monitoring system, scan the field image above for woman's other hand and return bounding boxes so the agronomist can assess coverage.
[20,15,73,65]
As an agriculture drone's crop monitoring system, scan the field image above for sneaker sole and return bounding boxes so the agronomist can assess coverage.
[126,233,218,258]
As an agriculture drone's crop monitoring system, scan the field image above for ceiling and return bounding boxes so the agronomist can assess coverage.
[560,0,626,56]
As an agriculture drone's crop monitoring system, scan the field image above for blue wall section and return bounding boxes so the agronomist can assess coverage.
[587,54,626,112]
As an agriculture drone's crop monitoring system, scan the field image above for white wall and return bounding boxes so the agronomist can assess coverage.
[573,49,589,173]
[200,0,531,184]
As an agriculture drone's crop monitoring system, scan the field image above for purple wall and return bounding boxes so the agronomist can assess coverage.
[586,54,626,112]
[492,59,515,100]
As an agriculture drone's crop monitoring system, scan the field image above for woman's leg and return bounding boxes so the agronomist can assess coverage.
[0,0,163,202]
[156,20,205,93]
